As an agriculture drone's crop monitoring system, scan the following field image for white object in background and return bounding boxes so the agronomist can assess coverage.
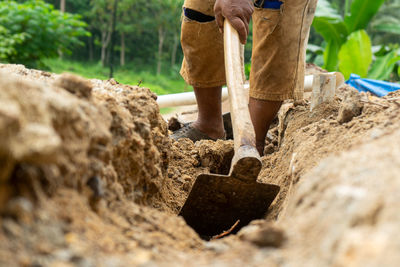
[157,72,344,108]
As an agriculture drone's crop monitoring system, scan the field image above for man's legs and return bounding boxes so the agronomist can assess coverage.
[249,98,282,155]
[191,86,225,140]
[249,0,319,154]
[178,0,226,141]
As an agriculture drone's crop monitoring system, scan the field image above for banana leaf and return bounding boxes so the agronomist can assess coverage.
[368,50,400,80]
[339,30,372,80]
[344,0,385,33]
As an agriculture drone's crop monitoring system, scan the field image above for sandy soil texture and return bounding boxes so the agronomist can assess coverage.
[1,63,400,267]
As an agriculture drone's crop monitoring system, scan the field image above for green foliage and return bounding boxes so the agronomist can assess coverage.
[306,43,324,66]
[368,49,400,80]
[0,26,27,60]
[312,0,385,72]
[373,23,400,35]
[338,30,372,79]
[337,30,399,81]
[371,0,400,40]
[312,16,347,70]
[343,0,385,33]
[86,0,184,71]
[312,0,400,81]
[0,0,89,67]
[245,63,251,80]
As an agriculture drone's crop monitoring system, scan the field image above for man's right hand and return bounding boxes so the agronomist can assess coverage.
[214,0,254,44]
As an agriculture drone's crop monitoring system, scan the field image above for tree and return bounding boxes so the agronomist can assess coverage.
[151,0,183,75]
[12,0,187,75]
[89,0,115,66]
[116,0,148,66]
[0,0,89,68]
[109,0,118,77]
[169,0,184,68]
[60,0,65,12]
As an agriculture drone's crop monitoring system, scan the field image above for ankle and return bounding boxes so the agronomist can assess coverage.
[256,140,265,156]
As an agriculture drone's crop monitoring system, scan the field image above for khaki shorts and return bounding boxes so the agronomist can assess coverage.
[180,0,318,101]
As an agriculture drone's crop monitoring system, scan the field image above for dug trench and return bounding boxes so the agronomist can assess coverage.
[1,63,400,267]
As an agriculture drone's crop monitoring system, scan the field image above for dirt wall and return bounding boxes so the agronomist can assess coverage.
[0,64,202,266]
[1,63,400,267]
[0,64,172,208]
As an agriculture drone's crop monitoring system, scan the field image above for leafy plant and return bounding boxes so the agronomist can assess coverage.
[371,0,400,37]
[338,30,372,79]
[0,0,90,68]
[336,29,399,80]
[312,0,385,72]
[0,26,27,60]
[368,49,400,80]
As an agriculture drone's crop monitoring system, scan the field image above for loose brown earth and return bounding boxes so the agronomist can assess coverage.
[1,63,400,267]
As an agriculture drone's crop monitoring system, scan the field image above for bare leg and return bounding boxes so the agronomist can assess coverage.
[191,86,225,139]
[249,97,282,156]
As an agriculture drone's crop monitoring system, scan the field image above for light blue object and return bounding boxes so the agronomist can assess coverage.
[346,74,400,97]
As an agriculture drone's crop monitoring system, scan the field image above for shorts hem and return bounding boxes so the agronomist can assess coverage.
[249,90,303,101]
[180,69,226,88]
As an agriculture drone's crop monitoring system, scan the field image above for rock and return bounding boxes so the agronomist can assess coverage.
[337,90,363,124]
[239,223,286,248]
[168,117,183,132]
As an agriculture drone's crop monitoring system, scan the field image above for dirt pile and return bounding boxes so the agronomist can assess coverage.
[0,64,201,266]
[0,64,171,207]
[1,63,400,266]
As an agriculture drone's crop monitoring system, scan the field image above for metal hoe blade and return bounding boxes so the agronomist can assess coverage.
[179,173,280,237]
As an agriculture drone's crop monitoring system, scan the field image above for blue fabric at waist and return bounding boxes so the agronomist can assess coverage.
[262,0,283,9]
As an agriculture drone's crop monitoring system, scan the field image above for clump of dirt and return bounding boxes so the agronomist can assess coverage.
[2,63,400,267]
[337,88,364,123]
[160,139,234,213]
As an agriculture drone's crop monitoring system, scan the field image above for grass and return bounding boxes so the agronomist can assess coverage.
[43,58,191,96]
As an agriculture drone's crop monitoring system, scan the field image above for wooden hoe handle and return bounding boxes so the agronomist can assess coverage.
[224,20,262,181]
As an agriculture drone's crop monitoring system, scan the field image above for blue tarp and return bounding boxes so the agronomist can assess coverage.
[346,74,400,97]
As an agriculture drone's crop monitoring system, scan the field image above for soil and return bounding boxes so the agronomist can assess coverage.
[1,63,400,267]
